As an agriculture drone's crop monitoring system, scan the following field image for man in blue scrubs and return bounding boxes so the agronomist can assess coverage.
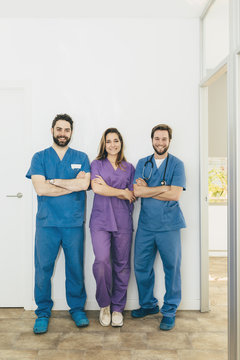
[131,124,186,331]
[26,114,90,334]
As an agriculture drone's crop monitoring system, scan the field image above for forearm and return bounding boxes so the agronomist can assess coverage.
[134,185,169,198]
[92,183,124,197]
[34,182,72,197]
[53,178,90,191]
[153,187,182,201]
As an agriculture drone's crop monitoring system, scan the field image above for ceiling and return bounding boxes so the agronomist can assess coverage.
[0,0,210,18]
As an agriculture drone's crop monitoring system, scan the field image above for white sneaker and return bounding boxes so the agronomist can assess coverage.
[111,311,123,327]
[99,306,111,327]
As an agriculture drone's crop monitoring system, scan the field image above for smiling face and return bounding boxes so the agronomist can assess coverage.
[152,129,170,157]
[105,132,121,157]
[51,120,72,147]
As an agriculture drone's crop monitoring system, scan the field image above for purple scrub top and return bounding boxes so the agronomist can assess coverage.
[90,158,135,232]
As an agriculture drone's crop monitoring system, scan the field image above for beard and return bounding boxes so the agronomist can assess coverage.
[152,144,169,156]
[53,135,71,147]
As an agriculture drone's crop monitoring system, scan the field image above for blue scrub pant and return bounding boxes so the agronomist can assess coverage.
[134,227,181,317]
[35,226,86,318]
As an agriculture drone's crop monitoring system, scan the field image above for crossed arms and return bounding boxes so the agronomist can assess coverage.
[91,175,135,203]
[134,178,183,201]
[31,171,90,197]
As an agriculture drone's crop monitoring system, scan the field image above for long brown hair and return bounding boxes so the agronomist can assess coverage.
[96,128,126,167]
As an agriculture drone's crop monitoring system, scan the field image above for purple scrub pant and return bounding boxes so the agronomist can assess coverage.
[90,229,132,312]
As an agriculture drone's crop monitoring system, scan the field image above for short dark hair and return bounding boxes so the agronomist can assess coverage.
[52,114,73,130]
[151,124,172,140]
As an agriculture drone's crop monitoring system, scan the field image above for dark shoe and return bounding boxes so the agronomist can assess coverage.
[71,311,89,327]
[131,306,159,318]
[160,316,175,331]
[33,317,49,334]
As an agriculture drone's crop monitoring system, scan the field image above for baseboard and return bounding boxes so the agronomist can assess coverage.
[26,298,200,311]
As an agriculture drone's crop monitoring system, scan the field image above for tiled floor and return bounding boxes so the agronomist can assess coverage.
[0,257,227,360]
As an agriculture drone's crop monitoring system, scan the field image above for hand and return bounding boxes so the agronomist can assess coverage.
[123,188,136,203]
[92,175,107,186]
[136,178,148,187]
[76,171,86,179]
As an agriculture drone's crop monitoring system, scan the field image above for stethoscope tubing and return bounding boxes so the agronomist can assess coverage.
[142,153,169,184]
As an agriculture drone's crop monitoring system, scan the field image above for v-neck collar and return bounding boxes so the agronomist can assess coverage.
[154,156,166,171]
[106,158,119,172]
[51,146,70,162]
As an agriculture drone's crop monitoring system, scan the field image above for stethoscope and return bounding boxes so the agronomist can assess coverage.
[142,154,169,185]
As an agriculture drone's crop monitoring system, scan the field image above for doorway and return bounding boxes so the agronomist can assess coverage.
[200,63,228,351]
[0,84,32,307]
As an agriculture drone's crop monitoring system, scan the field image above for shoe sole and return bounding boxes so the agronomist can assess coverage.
[99,319,111,327]
[33,329,48,334]
[160,325,175,331]
[131,310,159,318]
[111,321,123,327]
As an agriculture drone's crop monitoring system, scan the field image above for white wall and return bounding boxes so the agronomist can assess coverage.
[0,18,200,310]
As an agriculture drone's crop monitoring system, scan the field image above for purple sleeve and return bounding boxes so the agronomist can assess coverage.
[90,160,100,180]
[128,164,135,191]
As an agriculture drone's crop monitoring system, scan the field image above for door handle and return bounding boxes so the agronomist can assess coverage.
[6,192,23,198]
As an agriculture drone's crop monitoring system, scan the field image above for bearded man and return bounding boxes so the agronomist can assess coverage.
[26,114,90,334]
[131,124,186,331]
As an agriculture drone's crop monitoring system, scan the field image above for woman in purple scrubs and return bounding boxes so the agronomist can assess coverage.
[90,128,135,327]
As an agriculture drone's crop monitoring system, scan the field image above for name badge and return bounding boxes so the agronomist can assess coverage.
[71,164,82,169]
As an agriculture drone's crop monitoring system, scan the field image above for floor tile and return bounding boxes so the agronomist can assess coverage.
[0,350,37,359]
[47,318,80,333]
[197,316,227,332]
[0,319,34,333]
[146,332,191,350]
[58,332,104,350]
[132,350,178,360]
[103,332,147,350]
[0,334,18,350]
[120,317,159,333]
[189,332,227,350]
[178,350,228,360]
[0,308,24,319]
[83,350,132,360]
[13,332,60,350]
[37,350,85,360]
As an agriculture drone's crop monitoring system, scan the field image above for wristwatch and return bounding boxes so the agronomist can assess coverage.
[49,179,55,185]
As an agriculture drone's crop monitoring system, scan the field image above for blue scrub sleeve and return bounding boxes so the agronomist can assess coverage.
[133,160,143,184]
[171,161,186,190]
[128,164,135,191]
[26,152,45,179]
[80,153,91,174]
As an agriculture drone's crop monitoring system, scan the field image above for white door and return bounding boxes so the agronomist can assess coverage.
[0,86,31,307]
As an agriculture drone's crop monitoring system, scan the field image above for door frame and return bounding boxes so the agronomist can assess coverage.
[199,59,228,313]
[0,81,33,309]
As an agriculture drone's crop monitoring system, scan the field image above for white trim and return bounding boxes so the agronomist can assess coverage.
[29,299,200,311]
[200,58,228,87]
[228,0,239,358]
[200,0,216,20]
[237,50,240,360]
[199,85,209,313]
[209,251,227,257]
[0,81,33,309]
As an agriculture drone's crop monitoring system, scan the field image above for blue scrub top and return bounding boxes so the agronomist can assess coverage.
[26,147,90,227]
[134,153,186,232]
